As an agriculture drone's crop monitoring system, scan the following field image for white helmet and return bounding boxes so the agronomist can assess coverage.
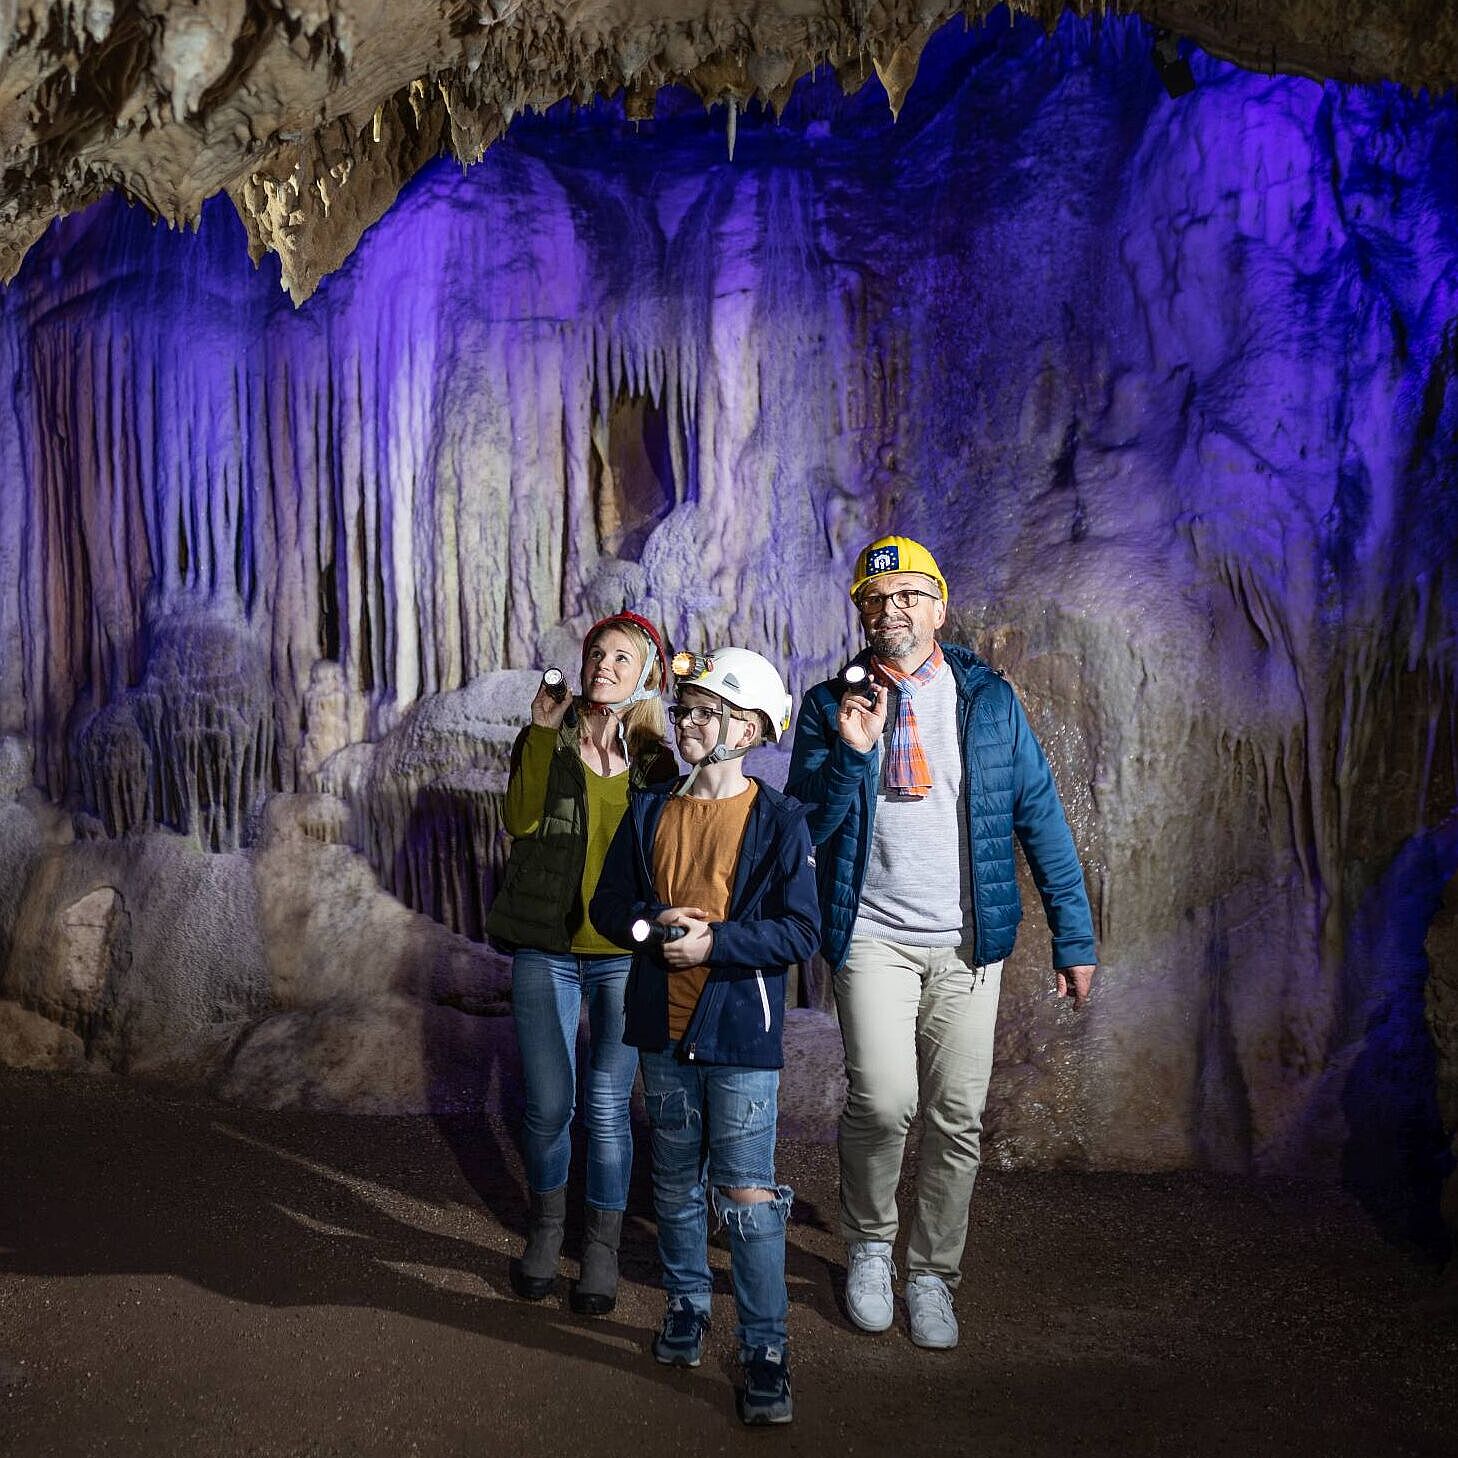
[674,646,794,742]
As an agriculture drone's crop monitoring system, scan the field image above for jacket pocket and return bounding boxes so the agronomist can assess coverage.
[754,970,771,1033]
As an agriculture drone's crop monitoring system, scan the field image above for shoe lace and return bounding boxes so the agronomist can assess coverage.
[745,1346,787,1387]
[914,1277,954,1322]
[664,1300,706,1339]
[849,1246,894,1292]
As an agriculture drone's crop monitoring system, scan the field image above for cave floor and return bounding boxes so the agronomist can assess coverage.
[1,1068,1454,1458]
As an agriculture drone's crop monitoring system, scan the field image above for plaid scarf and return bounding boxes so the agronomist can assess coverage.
[870,644,945,799]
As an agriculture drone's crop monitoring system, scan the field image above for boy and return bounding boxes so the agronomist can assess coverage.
[591,646,820,1426]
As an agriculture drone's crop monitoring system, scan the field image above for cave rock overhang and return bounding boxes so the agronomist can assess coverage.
[1,1,1456,304]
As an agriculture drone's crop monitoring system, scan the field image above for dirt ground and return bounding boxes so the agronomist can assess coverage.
[1,1067,1455,1458]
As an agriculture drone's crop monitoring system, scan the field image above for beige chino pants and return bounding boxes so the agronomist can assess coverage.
[834,937,1003,1286]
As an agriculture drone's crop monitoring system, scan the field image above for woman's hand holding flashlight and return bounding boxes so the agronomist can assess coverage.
[530,668,572,729]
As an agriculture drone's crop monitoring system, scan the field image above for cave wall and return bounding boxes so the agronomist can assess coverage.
[1,14,1456,1205]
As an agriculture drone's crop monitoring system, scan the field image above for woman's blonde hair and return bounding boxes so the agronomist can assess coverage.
[581,619,669,761]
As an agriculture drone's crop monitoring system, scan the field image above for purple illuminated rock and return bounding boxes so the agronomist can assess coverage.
[0,18,1453,1194]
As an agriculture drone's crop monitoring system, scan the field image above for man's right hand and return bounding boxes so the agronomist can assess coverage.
[837,681,889,753]
[530,682,572,729]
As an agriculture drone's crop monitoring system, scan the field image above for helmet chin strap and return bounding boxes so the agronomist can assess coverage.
[580,700,631,764]
[583,654,660,759]
[675,702,751,797]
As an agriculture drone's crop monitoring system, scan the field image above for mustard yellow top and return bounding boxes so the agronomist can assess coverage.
[652,783,759,1038]
[572,763,631,955]
[502,725,559,839]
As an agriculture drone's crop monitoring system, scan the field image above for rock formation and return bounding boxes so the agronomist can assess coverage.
[0,11,1454,1254]
[0,4,1455,303]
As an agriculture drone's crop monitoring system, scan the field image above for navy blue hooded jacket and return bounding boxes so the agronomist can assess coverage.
[589,778,821,1068]
[786,642,1096,972]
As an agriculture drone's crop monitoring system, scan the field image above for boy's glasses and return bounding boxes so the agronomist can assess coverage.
[856,588,939,616]
[668,704,720,727]
[669,703,753,727]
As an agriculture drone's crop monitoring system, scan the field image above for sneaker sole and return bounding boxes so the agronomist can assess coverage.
[740,1405,794,1426]
[909,1331,959,1350]
[653,1346,702,1368]
[846,1306,893,1333]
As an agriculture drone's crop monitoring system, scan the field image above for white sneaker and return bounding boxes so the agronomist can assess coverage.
[906,1273,959,1349]
[845,1240,895,1332]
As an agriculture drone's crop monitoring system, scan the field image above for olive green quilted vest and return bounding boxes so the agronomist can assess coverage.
[485,718,676,952]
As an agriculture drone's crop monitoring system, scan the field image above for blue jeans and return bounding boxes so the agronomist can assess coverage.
[640,1046,792,1353]
[511,951,637,1210]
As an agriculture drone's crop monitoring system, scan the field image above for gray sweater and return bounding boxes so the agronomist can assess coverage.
[852,664,974,948]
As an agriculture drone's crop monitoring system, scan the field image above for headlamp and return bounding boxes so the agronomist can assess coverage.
[671,651,713,680]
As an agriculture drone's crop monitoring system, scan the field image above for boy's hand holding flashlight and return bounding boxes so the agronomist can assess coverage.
[636,906,714,966]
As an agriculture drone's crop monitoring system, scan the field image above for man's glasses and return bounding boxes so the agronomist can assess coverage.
[856,588,939,616]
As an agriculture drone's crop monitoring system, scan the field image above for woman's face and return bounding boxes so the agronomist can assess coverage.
[582,627,645,704]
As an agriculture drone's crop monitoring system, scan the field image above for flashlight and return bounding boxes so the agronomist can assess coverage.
[840,662,876,705]
[631,917,687,944]
[672,651,713,680]
[541,668,568,702]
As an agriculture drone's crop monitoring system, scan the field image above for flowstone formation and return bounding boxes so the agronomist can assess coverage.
[76,598,274,851]
[0,15,1455,1242]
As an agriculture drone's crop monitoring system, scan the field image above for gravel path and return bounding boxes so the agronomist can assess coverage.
[1,1068,1454,1457]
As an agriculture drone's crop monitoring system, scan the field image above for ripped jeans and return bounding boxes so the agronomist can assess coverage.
[640,1046,792,1353]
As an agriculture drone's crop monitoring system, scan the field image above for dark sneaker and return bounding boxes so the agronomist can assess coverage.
[739,1344,793,1425]
[653,1295,710,1367]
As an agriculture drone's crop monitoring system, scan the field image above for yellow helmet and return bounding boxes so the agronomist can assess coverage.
[849,536,948,603]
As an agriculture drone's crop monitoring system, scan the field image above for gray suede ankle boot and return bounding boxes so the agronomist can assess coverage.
[509,1186,566,1301]
[569,1206,623,1316]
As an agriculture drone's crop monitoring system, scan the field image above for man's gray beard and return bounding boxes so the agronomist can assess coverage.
[868,625,918,659]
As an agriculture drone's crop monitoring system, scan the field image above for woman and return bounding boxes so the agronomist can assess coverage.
[485,610,677,1315]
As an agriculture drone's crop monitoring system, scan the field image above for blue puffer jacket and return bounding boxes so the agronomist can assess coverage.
[589,779,821,1068]
[786,643,1096,972]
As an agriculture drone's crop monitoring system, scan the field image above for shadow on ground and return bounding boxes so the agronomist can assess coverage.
[2,1067,1456,1458]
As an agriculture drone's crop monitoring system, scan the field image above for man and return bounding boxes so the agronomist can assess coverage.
[786,534,1097,1350]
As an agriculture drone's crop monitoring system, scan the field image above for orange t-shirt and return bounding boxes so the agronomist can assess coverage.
[652,783,758,1040]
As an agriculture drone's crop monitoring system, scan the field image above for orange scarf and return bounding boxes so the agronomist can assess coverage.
[870,644,945,799]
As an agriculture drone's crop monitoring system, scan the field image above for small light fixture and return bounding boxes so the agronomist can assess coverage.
[1153,30,1196,99]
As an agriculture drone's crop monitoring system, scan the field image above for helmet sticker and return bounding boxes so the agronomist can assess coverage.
[865,544,900,576]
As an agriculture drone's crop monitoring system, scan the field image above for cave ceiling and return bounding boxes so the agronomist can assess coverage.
[2,1,1456,302]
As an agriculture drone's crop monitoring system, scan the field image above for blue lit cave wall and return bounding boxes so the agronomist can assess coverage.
[0,13,1455,1231]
